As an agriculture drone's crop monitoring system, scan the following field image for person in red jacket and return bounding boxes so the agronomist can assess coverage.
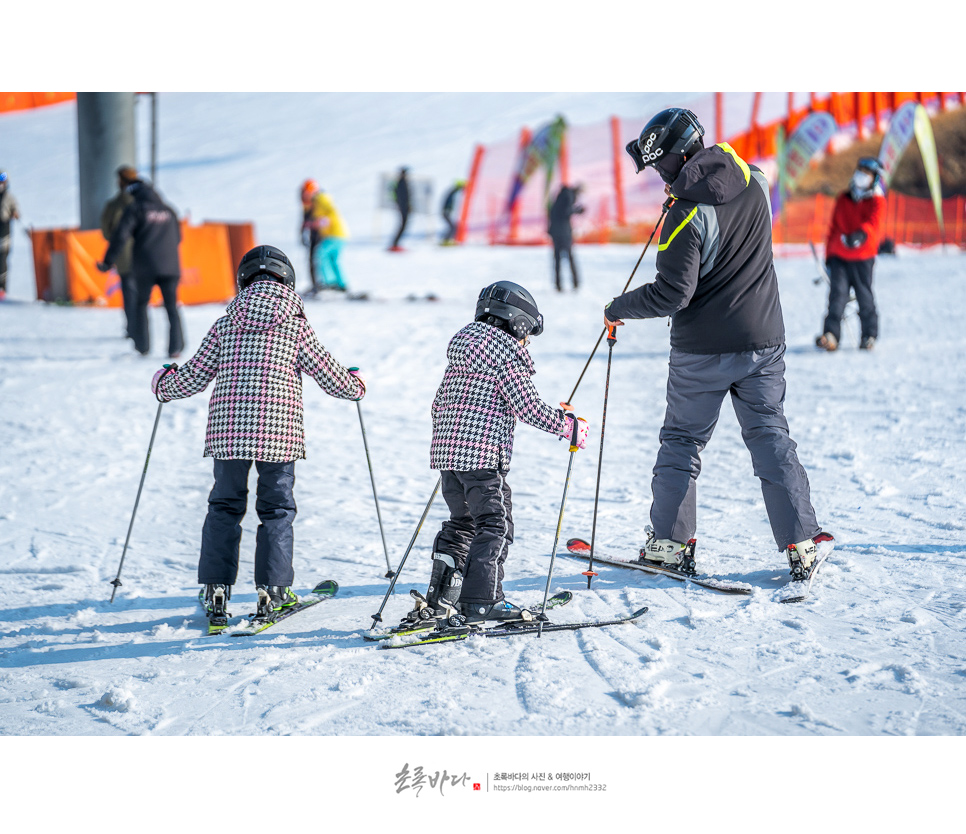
[816,157,887,351]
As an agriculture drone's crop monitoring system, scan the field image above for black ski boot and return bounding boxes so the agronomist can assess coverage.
[255,585,299,619]
[459,599,533,625]
[201,584,232,624]
[399,553,462,628]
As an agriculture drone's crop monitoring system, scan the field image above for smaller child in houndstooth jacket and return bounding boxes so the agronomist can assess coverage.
[152,246,365,626]
[411,280,590,628]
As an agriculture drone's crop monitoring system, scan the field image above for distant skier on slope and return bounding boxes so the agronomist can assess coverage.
[409,281,589,626]
[816,157,886,352]
[608,107,833,586]
[151,246,366,626]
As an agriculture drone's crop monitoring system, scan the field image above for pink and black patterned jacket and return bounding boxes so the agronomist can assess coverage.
[155,281,363,462]
[430,322,566,472]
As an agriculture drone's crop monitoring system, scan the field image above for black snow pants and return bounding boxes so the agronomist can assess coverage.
[433,470,514,606]
[199,459,298,588]
[822,256,878,343]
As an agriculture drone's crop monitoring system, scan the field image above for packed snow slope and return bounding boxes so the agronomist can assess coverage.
[2,96,965,754]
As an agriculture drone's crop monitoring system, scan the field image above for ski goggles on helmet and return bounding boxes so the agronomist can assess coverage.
[479,285,544,337]
[0,172,7,184]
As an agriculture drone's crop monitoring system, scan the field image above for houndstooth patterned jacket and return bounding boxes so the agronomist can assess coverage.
[430,321,565,472]
[155,281,363,461]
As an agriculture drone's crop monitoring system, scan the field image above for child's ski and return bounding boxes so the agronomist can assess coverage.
[381,605,648,649]
[364,590,574,642]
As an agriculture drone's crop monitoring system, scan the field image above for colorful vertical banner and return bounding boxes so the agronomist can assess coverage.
[912,105,944,236]
[877,101,918,185]
[505,115,567,214]
[773,111,838,217]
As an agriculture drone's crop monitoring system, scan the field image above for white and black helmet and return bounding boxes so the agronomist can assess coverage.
[626,108,706,174]
[475,281,544,339]
[236,245,296,291]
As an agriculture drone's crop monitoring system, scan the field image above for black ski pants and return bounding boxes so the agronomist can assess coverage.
[131,273,184,357]
[823,256,878,343]
[199,459,298,588]
[391,209,409,249]
[552,237,579,291]
[433,470,514,606]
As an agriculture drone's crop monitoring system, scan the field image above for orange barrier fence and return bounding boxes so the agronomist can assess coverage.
[0,92,75,113]
[30,221,255,306]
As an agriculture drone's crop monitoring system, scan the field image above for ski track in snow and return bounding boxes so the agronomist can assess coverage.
[3,94,966,744]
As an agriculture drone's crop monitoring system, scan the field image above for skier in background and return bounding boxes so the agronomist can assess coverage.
[100,165,139,339]
[304,184,350,293]
[440,179,465,245]
[0,169,21,301]
[299,179,321,294]
[389,166,410,252]
[548,184,584,292]
[402,281,589,628]
[609,107,832,588]
[816,157,886,352]
[98,176,184,358]
[151,245,366,626]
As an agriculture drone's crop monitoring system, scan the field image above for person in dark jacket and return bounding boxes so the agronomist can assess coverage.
[548,184,584,291]
[100,165,139,339]
[816,157,887,352]
[389,167,410,252]
[608,108,832,588]
[98,178,184,358]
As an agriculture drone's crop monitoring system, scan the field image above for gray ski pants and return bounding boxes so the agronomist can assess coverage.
[651,344,819,551]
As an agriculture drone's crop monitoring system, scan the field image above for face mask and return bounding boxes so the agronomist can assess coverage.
[851,171,874,191]
[654,154,685,185]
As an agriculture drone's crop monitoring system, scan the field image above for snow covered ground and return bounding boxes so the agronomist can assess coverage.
[1,92,963,824]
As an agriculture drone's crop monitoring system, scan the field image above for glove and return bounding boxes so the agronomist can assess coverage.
[842,230,867,249]
[559,414,589,450]
[96,261,111,273]
[151,363,177,396]
[348,367,366,400]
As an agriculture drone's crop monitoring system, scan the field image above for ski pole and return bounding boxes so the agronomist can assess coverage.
[355,400,394,578]
[565,197,671,406]
[368,477,441,631]
[586,325,618,589]
[109,402,165,602]
[538,414,583,637]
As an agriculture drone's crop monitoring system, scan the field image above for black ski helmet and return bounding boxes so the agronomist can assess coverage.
[236,245,296,291]
[625,108,706,174]
[475,281,544,340]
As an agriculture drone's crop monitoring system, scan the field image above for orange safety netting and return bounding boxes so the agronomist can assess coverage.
[0,92,75,113]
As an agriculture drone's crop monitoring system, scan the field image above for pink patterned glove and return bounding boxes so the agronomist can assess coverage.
[348,367,366,400]
[151,363,177,397]
[558,415,590,450]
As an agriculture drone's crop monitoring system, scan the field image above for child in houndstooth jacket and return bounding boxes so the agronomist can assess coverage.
[417,281,589,626]
[152,246,364,616]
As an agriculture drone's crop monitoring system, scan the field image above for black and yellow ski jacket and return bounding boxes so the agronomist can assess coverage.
[607,143,785,354]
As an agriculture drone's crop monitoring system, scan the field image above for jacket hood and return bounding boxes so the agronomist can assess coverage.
[227,280,305,333]
[670,144,751,206]
[448,321,534,374]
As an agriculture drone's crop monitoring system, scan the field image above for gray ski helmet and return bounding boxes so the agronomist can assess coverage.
[856,156,886,183]
[475,281,544,339]
[236,245,296,291]
[625,108,705,174]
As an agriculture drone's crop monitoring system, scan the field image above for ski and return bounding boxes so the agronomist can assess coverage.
[364,590,574,642]
[565,538,753,595]
[229,580,339,636]
[778,540,834,603]
[381,604,648,649]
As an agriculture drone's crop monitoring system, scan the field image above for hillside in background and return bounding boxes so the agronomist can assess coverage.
[796,106,966,198]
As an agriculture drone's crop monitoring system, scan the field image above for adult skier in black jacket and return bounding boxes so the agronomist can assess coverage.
[99,179,184,357]
[605,108,832,585]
